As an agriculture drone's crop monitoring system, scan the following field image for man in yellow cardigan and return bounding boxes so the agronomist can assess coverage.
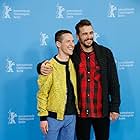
[37,29,79,140]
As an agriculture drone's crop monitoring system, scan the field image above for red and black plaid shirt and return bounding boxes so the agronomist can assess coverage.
[78,49,103,118]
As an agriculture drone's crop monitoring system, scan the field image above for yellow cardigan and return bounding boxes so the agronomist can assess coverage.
[37,58,79,120]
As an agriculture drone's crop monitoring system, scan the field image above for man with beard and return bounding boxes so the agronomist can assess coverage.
[37,19,120,140]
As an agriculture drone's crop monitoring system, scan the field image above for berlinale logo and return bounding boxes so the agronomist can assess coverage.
[40,32,49,46]
[108,3,117,18]
[56,3,65,19]
[5,58,15,72]
[8,110,17,124]
[2,4,12,19]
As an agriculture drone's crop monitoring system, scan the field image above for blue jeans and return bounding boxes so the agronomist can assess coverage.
[44,115,76,140]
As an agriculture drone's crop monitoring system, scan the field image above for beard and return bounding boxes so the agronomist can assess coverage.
[79,38,93,48]
[81,38,94,48]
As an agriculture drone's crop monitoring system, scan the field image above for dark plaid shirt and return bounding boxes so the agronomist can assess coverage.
[78,49,103,118]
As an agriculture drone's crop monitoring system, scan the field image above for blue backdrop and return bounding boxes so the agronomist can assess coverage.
[0,0,140,140]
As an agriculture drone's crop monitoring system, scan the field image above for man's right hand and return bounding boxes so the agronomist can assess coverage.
[40,60,53,76]
[40,120,48,134]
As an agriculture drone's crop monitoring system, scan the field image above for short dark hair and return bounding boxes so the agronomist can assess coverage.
[75,19,92,35]
[55,30,72,42]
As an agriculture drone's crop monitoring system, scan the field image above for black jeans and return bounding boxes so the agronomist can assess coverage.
[76,117,110,140]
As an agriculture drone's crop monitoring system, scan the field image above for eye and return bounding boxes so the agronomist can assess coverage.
[90,31,93,35]
[84,33,87,35]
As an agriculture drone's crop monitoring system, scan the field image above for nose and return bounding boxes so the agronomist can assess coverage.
[87,33,92,39]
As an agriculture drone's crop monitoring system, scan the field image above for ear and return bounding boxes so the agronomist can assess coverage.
[56,41,61,48]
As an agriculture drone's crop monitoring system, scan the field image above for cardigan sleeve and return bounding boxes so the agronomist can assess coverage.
[37,73,53,118]
[107,49,121,113]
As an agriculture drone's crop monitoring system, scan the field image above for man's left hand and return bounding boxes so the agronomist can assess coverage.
[110,112,119,121]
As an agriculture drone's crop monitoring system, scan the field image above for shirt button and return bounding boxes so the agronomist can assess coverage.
[87,94,90,97]
[88,79,90,82]
[87,57,90,59]
[88,71,90,74]
[86,110,89,114]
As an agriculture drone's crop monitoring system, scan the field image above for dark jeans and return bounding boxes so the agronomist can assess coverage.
[76,117,110,140]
